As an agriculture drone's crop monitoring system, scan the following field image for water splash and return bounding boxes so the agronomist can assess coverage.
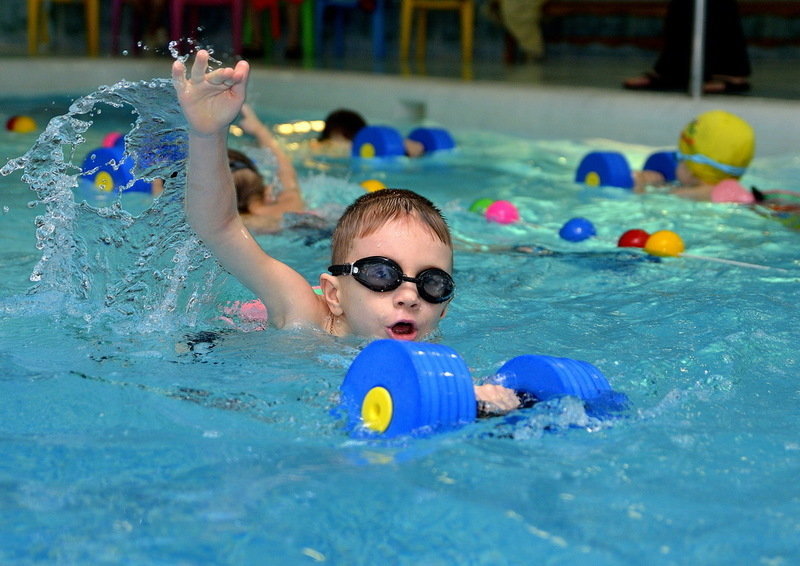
[1,78,221,333]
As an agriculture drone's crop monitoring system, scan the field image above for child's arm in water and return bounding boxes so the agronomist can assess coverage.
[633,169,667,193]
[474,383,521,415]
[171,50,328,330]
[238,103,304,211]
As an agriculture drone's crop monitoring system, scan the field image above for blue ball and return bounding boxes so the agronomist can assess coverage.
[559,217,596,242]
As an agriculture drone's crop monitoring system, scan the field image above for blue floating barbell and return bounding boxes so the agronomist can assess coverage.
[575,151,634,189]
[351,126,456,158]
[352,126,406,158]
[407,127,456,153]
[80,133,151,193]
[641,150,678,183]
[339,339,628,438]
[575,150,679,189]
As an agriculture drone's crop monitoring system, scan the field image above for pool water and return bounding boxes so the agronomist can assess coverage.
[1,80,800,564]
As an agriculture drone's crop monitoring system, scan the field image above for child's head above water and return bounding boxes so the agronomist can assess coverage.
[322,188,454,340]
[330,188,453,263]
[228,148,265,213]
[677,110,755,185]
[319,109,367,142]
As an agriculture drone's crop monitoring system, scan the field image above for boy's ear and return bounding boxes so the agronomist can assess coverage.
[319,273,344,316]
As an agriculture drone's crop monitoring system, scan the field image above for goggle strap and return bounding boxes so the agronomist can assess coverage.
[677,151,747,177]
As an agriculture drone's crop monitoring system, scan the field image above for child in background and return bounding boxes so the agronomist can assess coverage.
[231,103,305,233]
[634,109,755,200]
[311,108,426,158]
[171,50,519,413]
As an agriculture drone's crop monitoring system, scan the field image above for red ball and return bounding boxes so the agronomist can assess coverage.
[617,229,650,248]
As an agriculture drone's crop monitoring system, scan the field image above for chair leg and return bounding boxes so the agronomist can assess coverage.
[372,0,386,58]
[314,0,325,56]
[269,2,281,39]
[27,0,41,55]
[399,0,413,60]
[414,9,427,60]
[111,0,122,55]
[255,1,281,61]
[333,7,346,57]
[300,0,314,59]
[170,1,183,49]
[85,0,100,56]
[461,0,474,65]
[231,0,244,55]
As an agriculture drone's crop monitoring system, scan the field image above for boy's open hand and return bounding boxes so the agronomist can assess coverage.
[475,383,521,416]
[171,50,250,136]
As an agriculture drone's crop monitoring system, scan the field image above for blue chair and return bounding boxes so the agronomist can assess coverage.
[314,0,387,58]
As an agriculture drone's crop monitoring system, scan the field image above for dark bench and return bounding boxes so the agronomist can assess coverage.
[540,1,800,48]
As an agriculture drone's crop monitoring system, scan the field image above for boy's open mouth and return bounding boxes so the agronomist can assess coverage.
[389,321,417,339]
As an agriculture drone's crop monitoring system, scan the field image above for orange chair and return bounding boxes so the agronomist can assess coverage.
[170,0,246,55]
[399,0,474,64]
[27,0,100,56]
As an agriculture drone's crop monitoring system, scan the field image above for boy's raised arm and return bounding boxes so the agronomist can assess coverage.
[171,51,324,329]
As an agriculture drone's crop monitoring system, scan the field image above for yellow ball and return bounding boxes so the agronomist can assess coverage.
[644,230,685,257]
[360,179,386,193]
[7,115,37,133]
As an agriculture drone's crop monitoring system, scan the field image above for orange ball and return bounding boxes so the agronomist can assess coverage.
[644,230,685,257]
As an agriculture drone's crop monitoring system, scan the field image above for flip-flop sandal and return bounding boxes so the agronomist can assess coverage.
[622,72,683,92]
[703,79,751,94]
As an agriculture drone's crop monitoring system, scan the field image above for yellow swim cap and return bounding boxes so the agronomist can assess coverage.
[677,110,755,184]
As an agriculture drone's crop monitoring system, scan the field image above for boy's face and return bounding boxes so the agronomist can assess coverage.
[325,216,453,341]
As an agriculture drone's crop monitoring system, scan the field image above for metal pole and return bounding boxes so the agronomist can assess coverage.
[689,0,707,98]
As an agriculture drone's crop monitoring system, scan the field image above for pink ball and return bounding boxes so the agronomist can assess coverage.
[711,179,755,204]
[485,200,520,224]
[101,132,123,148]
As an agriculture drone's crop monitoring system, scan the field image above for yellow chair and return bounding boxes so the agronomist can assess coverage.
[27,0,100,56]
[399,0,474,64]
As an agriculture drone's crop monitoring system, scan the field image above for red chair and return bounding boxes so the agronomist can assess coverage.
[249,0,282,41]
[171,0,246,55]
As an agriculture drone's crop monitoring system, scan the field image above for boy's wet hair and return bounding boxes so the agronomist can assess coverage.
[319,109,367,142]
[331,189,453,263]
[228,148,265,213]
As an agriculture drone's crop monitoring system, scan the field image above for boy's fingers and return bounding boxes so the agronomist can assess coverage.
[190,50,209,84]
[231,61,250,96]
[170,60,186,87]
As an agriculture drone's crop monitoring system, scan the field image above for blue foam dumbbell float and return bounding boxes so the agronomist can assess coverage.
[80,133,152,193]
[575,150,678,189]
[352,126,456,158]
[339,339,628,438]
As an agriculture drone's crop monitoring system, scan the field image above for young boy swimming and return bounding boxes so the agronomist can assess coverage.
[230,103,306,234]
[311,108,426,158]
[171,51,519,412]
[634,109,755,200]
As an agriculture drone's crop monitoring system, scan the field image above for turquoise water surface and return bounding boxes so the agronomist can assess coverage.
[1,78,799,564]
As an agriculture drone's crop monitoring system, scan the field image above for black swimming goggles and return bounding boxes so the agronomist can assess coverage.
[328,256,455,304]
